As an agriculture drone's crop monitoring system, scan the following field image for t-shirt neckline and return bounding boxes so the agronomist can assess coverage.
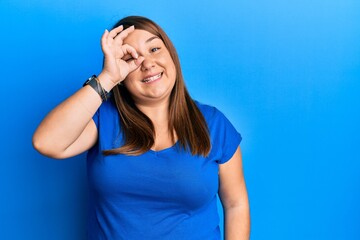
[148,140,179,154]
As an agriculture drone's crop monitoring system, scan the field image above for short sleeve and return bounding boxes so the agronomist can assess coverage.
[212,110,242,164]
[89,98,123,151]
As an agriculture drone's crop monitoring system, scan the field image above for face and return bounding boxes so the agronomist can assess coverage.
[122,29,177,106]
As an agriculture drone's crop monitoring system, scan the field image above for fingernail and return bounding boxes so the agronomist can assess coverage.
[105,29,108,32]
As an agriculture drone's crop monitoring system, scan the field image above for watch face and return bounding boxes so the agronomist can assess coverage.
[83,75,96,87]
[83,78,91,87]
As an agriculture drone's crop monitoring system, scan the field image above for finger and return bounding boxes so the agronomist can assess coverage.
[120,44,138,60]
[101,29,110,53]
[128,56,145,72]
[114,25,135,42]
[108,25,124,39]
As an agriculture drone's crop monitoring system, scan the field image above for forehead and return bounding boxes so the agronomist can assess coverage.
[123,29,160,46]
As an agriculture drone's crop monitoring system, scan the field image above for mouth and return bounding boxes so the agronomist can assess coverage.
[141,72,163,84]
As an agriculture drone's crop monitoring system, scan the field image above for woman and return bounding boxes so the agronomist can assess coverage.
[33,16,250,240]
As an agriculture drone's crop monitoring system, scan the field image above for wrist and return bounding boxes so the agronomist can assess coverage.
[83,75,111,102]
[97,72,117,92]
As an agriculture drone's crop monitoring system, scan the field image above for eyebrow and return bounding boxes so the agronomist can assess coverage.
[145,36,160,43]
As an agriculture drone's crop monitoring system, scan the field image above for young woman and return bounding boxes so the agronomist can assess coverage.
[33,16,250,240]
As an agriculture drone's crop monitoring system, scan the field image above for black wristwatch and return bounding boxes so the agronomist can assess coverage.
[83,75,111,102]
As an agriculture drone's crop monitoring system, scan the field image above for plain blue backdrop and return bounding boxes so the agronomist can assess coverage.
[1,0,359,239]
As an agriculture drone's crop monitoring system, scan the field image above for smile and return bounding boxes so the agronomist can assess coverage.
[141,72,163,84]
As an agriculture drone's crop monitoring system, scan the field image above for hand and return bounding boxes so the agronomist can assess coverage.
[98,25,144,90]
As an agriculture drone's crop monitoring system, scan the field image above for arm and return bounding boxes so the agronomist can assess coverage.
[218,146,250,240]
[32,85,102,159]
[32,25,144,159]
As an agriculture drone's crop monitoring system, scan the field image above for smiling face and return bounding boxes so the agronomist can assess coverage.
[122,29,177,106]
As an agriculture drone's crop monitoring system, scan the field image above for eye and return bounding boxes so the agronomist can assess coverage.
[151,47,160,53]
[123,54,134,62]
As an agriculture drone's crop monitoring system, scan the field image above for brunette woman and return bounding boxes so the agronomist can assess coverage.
[33,16,250,240]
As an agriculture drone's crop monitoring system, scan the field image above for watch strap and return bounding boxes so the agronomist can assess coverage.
[83,75,110,101]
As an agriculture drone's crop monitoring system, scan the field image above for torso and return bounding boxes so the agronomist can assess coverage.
[87,99,242,239]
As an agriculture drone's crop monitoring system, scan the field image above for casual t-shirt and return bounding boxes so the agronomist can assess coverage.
[87,99,242,240]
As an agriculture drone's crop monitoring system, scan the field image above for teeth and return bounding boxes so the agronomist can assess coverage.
[142,73,162,83]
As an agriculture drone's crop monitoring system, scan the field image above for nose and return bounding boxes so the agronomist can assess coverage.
[140,57,155,71]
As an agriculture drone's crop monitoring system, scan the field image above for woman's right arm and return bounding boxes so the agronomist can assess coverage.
[32,83,103,159]
[32,25,144,159]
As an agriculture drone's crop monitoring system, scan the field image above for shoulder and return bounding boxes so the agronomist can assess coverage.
[93,97,118,128]
[194,99,240,137]
[194,100,227,125]
[194,100,242,163]
[97,97,118,115]
[194,100,222,120]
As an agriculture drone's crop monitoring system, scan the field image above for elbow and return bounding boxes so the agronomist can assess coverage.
[221,196,250,212]
[32,134,66,160]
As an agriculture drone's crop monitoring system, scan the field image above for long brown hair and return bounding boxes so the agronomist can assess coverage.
[103,16,210,157]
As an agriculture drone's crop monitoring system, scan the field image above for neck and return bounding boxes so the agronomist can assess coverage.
[134,97,177,146]
[135,99,170,125]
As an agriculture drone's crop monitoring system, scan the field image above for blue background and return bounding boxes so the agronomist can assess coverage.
[1,0,359,239]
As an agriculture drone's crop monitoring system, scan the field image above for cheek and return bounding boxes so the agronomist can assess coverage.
[123,72,140,86]
[169,62,177,79]
[162,55,176,76]
[123,78,138,94]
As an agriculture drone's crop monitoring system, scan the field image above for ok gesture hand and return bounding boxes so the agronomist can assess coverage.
[98,25,144,90]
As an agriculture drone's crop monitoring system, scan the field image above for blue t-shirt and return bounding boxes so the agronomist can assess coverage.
[87,99,242,240]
